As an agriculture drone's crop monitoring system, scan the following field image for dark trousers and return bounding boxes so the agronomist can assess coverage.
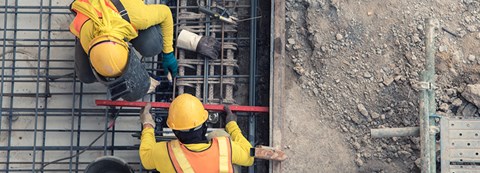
[74,25,164,83]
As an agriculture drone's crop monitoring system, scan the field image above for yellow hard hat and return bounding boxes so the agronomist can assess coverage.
[167,94,208,130]
[88,35,129,77]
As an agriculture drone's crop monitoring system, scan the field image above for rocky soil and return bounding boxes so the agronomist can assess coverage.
[282,0,480,172]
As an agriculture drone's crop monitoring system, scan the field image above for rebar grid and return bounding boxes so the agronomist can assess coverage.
[0,1,146,172]
[0,0,261,172]
[175,0,246,104]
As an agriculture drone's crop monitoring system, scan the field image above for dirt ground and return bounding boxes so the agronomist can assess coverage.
[281,0,480,172]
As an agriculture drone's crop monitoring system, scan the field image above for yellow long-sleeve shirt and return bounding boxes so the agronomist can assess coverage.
[77,0,174,54]
[140,122,254,172]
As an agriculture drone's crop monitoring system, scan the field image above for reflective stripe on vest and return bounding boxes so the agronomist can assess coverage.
[218,137,229,173]
[171,140,194,173]
[168,137,233,173]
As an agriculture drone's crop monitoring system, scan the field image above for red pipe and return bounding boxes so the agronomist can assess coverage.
[95,100,269,113]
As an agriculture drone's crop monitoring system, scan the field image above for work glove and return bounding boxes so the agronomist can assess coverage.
[140,103,155,128]
[147,77,160,94]
[224,105,237,123]
[162,52,178,77]
[177,30,221,59]
[196,36,221,59]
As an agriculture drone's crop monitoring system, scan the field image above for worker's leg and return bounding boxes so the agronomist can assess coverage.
[74,38,97,83]
[131,25,164,57]
[121,0,174,53]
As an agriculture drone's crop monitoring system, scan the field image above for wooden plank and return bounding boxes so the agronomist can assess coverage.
[270,0,285,172]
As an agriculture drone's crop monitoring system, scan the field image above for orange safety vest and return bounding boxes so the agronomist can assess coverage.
[168,137,234,173]
[69,0,135,38]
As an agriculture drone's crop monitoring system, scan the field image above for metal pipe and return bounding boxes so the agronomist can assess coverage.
[202,0,212,104]
[111,119,116,155]
[421,18,438,173]
[269,0,275,171]
[41,1,53,170]
[248,0,258,172]
[0,109,256,115]
[0,28,69,32]
[32,0,44,170]
[2,92,105,96]
[0,146,139,150]
[1,45,74,47]
[0,5,69,9]
[6,1,19,170]
[370,127,420,138]
[172,0,182,99]
[0,0,8,162]
[0,59,73,62]
[95,100,269,113]
[0,67,80,70]
[1,38,72,42]
[69,65,79,172]
[219,9,225,104]
[0,129,140,133]
[0,5,252,10]
[0,11,71,15]
[102,108,109,155]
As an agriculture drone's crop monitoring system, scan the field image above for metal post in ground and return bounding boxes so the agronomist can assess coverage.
[421,18,439,173]
[368,18,439,173]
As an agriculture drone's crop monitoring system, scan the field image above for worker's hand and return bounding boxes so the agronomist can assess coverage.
[196,36,221,59]
[147,77,160,94]
[224,105,237,123]
[162,52,178,77]
[140,103,155,128]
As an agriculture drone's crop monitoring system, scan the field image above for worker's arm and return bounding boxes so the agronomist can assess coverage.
[139,126,157,169]
[121,1,174,53]
[223,105,254,166]
[138,103,158,169]
[139,125,177,172]
[226,121,255,166]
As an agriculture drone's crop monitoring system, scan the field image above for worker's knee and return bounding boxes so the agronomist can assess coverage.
[131,25,164,57]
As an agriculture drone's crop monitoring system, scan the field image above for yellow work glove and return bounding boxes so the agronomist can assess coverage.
[140,103,155,128]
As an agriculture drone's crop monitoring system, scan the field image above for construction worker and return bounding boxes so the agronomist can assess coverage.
[70,0,178,77]
[139,93,254,172]
[70,0,222,101]
[69,0,177,100]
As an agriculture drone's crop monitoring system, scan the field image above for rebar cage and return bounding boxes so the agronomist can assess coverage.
[0,0,266,172]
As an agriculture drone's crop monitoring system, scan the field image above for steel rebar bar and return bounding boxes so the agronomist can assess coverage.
[32,0,45,170]
[248,0,258,172]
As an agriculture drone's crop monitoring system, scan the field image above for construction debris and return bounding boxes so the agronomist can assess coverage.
[462,84,480,108]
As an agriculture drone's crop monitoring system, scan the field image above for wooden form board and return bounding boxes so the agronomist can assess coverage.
[270,0,285,172]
